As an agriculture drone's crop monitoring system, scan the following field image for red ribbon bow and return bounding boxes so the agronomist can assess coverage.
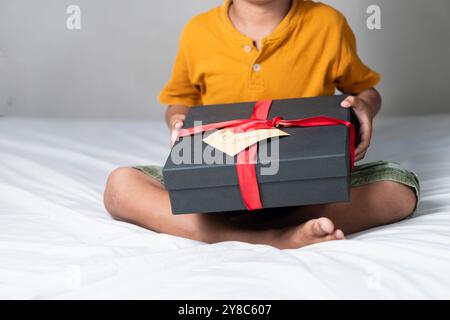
[178,100,355,211]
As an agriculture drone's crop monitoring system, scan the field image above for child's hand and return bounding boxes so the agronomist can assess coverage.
[340,94,378,161]
[170,119,184,147]
[166,105,189,147]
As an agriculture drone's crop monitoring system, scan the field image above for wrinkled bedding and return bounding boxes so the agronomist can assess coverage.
[1,115,449,299]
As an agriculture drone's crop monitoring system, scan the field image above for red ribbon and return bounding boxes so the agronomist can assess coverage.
[178,100,355,211]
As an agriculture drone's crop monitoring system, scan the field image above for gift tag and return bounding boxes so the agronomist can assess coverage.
[203,128,289,157]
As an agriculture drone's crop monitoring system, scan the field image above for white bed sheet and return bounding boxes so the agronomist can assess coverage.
[1,115,450,299]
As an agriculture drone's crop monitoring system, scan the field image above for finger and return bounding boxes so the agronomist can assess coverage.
[340,96,359,108]
[354,133,370,155]
[355,151,367,161]
[173,121,183,130]
[355,139,370,156]
[355,151,366,161]
[170,120,184,147]
[354,126,372,156]
[170,130,179,145]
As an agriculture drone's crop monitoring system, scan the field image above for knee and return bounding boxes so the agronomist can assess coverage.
[378,181,417,222]
[104,167,136,219]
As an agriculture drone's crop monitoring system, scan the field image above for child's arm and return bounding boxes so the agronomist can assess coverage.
[166,105,189,146]
[340,88,382,161]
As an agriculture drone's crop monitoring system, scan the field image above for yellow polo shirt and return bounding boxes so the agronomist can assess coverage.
[159,0,380,107]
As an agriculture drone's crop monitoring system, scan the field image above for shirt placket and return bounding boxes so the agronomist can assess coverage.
[241,39,267,91]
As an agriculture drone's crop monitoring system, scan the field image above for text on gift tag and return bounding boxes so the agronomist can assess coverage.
[203,128,289,157]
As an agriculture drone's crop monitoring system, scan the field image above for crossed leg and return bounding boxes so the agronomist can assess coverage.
[232,180,417,235]
[104,168,416,249]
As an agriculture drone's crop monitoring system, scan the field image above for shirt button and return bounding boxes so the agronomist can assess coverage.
[244,45,252,53]
[253,63,261,72]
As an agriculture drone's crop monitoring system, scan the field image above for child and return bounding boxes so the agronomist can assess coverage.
[104,0,419,249]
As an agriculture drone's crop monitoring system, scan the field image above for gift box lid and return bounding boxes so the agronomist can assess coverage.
[163,95,358,191]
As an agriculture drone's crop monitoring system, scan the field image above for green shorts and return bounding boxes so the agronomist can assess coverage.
[133,160,420,216]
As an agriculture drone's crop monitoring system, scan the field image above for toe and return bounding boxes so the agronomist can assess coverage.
[285,218,341,249]
[334,229,345,240]
[312,218,335,237]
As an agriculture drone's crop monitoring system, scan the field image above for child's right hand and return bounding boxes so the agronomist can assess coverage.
[170,119,184,147]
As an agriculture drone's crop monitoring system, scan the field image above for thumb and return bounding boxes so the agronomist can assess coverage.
[341,96,357,108]
[170,131,179,146]
[173,121,183,130]
[170,120,184,146]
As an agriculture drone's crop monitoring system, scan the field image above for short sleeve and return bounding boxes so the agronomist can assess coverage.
[334,18,381,94]
[158,33,202,107]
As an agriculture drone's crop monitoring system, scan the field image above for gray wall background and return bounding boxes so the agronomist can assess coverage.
[0,0,449,119]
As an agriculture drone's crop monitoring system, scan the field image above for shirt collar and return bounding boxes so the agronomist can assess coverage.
[219,0,304,43]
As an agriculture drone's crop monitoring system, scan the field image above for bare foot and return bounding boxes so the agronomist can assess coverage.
[274,217,345,249]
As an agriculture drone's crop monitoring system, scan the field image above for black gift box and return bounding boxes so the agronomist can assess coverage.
[163,95,359,214]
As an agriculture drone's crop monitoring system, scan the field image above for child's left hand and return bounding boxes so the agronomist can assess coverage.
[340,90,381,161]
